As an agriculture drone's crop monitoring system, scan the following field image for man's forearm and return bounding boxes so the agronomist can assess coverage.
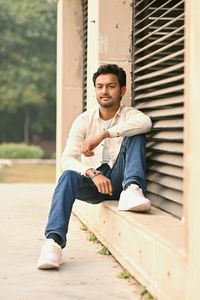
[81,130,110,157]
[101,129,110,139]
[84,130,110,176]
[107,112,152,138]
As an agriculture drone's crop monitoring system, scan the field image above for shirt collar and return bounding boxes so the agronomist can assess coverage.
[94,104,124,120]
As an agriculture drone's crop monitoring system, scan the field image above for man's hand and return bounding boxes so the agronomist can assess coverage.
[85,168,112,195]
[92,174,113,196]
[81,130,110,157]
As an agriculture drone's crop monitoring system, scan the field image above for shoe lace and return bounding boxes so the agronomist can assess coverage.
[128,184,143,195]
[44,239,61,253]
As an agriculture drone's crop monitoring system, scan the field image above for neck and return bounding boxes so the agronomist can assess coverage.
[99,105,120,120]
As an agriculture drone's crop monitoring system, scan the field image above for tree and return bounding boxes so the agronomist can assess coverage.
[0,0,57,144]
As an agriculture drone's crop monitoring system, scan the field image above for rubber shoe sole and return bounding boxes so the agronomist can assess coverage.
[37,238,63,270]
[37,260,61,270]
[124,201,151,212]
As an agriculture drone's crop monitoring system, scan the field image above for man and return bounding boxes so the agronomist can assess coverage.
[37,64,152,270]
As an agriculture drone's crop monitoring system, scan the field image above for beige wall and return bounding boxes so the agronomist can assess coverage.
[56,0,83,175]
[86,0,99,108]
[185,0,200,297]
[86,0,132,109]
[98,0,132,106]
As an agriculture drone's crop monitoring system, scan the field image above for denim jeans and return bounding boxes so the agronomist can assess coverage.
[45,134,146,247]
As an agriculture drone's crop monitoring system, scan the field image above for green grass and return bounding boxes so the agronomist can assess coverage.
[0,163,56,183]
[140,287,154,300]
[83,227,154,299]
[98,246,111,255]
[117,271,132,280]
[87,233,99,243]
[80,224,88,231]
[117,272,154,299]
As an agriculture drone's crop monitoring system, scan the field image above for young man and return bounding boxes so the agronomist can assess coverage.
[37,64,152,270]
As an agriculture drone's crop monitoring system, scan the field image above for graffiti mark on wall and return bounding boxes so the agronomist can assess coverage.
[99,35,108,54]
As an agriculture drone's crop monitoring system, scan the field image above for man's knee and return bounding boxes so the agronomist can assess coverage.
[62,169,80,178]
[58,169,82,185]
[123,134,146,147]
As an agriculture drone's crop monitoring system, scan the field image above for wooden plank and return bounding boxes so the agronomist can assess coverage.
[82,0,88,112]
[147,163,183,178]
[147,181,183,203]
[149,7,184,13]
[135,96,183,109]
[147,173,183,191]
[147,106,184,118]
[135,25,184,56]
[147,130,183,141]
[146,192,183,218]
[135,0,144,9]
[153,119,183,129]
[134,63,184,82]
[135,50,184,74]
[135,0,157,18]
[132,0,184,218]
[146,152,183,167]
[134,74,184,92]
[135,37,184,66]
[134,84,184,100]
[135,1,184,41]
[147,141,183,154]
[135,0,173,27]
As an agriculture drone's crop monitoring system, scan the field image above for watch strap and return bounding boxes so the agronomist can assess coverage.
[90,170,101,180]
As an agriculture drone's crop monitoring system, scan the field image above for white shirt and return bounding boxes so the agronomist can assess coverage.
[102,119,113,163]
[61,104,152,175]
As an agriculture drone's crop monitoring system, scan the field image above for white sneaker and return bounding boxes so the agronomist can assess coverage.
[118,184,151,212]
[37,239,63,270]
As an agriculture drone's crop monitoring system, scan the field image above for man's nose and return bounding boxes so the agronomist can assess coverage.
[102,86,109,94]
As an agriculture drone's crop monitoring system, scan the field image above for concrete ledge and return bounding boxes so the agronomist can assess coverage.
[73,201,187,300]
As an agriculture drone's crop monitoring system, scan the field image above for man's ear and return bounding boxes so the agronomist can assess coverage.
[121,86,126,97]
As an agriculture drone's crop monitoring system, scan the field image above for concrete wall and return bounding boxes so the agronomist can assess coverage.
[86,0,132,108]
[185,0,200,297]
[56,0,83,175]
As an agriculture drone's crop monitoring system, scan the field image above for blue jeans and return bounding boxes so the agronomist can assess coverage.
[45,134,147,247]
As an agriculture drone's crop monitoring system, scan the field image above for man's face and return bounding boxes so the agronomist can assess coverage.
[95,73,126,109]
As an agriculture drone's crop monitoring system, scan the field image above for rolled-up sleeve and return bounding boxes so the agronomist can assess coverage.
[107,108,152,138]
[61,115,90,175]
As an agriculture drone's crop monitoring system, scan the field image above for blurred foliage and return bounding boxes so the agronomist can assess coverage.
[0,143,44,158]
[0,0,57,143]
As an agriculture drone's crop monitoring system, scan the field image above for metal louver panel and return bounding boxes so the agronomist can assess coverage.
[82,0,88,111]
[132,0,185,218]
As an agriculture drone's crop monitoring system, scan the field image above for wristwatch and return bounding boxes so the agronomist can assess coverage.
[89,170,101,180]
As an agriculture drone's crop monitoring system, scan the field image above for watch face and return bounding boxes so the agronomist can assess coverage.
[90,170,101,179]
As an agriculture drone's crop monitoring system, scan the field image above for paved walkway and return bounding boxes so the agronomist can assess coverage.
[0,184,142,300]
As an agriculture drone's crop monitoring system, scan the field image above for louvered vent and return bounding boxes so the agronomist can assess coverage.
[82,0,88,111]
[132,0,185,218]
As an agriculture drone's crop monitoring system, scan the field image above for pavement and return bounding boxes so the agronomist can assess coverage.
[0,183,143,300]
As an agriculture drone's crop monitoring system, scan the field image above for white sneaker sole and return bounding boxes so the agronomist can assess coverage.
[37,260,63,270]
[127,203,150,212]
[118,202,151,212]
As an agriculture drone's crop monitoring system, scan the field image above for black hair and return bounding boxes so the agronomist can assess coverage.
[93,64,126,88]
